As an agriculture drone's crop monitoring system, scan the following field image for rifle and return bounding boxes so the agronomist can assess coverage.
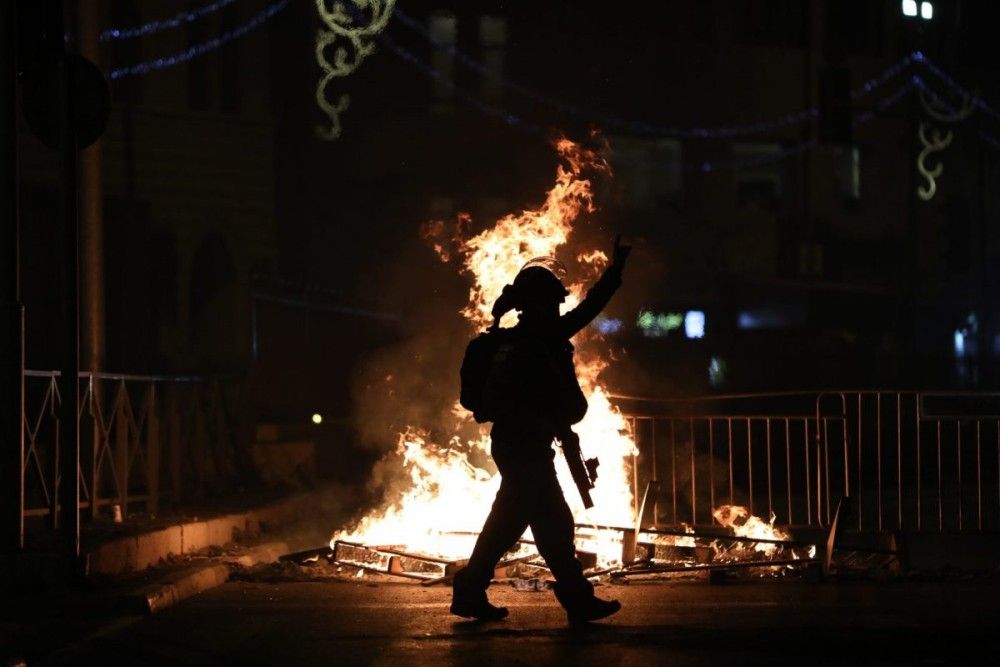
[557,427,599,509]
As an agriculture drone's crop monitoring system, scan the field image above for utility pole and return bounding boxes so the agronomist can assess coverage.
[1,0,25,553]
[50,0,81,558]
[78,2,105,377]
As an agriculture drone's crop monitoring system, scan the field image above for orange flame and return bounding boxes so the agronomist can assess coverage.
[712,504,791,557]
[333,137,637,566]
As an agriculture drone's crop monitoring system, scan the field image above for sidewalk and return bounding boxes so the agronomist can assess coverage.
[0,484,352,665]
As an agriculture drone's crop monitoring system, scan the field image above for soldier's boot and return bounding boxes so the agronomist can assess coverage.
[552,581,621,624]
[451,567,509,621]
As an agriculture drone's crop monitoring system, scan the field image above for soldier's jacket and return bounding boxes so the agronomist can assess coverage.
[486,264,623,448]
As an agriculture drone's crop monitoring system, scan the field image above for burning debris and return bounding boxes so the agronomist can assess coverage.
[318,137,884,586]
[332,136,636,567]
[288,504,824,585]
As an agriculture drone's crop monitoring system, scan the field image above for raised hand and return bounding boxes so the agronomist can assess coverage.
[612,234,632,270]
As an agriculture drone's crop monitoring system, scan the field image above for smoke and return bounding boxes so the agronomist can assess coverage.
[345,224,493,514]
[342,133,672,522]
[350,303,472,451]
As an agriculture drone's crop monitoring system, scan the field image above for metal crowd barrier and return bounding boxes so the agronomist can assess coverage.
[19,370,242,540]
[613,390,1000,533]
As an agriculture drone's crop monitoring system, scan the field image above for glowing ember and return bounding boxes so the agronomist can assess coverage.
[332,137,637,567]
[712,505,790,557]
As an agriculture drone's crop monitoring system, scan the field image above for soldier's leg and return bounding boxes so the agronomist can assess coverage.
[452,445,534,620]
[454,474,530,593]
[526,460,593,604]
[527,458,620,622]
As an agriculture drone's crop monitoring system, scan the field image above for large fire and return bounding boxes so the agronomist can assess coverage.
[332,137,638,566]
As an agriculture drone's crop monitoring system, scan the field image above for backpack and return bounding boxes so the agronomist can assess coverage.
[459,327,588,426]
[459,327,512,423]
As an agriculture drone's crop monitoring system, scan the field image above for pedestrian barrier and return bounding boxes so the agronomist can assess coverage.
[613,390,1000,533]
[18,370,242,544]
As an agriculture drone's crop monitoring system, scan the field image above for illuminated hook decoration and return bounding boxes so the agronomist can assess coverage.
[916,89,976,201]
[315,0,396,140]
[916,123,952,201]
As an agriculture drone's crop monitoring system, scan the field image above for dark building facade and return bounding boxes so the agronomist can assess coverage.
[270,0,1000,394]
[15,0,1000,415]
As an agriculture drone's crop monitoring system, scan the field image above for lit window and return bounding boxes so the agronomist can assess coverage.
[920,1,933,20]
[708,356,727,387]
[684,311,706,339]
[902,0,918,17]
[429,12,457,110]
[479,16,506,101]
[609,136,682,209]
[733,143,784,211]
[838,146,861,202]
[636,310,684,337]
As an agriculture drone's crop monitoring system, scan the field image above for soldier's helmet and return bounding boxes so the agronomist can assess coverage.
[511,257,570,305]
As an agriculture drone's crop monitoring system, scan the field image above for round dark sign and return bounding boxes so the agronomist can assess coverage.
[20,54,111,151]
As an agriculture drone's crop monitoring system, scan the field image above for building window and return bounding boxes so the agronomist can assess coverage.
[733,143,785,212]
[609,136,682,209]
[478,16,506,101]
[837,145,861,203]
[429,12,457,113]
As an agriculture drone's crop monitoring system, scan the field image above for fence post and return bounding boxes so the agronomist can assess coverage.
[192,384,207,499]
[114,381,129,516]
[146,383,160,516]
[86,376,100,520]
[168,385,182,506]
[213,380,233,486]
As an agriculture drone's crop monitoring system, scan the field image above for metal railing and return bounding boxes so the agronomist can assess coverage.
[614,390,1000,533]
[20,370,243,539]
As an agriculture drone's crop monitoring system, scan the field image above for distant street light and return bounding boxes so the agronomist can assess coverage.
[312,413,323,425]
[902,0,934,20]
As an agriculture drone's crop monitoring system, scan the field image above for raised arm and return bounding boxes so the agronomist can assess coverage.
[559,235,632,338]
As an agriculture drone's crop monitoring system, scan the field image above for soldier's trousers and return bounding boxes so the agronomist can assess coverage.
[453,439,594,606]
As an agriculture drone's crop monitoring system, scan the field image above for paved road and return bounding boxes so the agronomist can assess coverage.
[46,576,1000,666]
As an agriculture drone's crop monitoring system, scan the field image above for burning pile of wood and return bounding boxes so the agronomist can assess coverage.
[281,499,899,583]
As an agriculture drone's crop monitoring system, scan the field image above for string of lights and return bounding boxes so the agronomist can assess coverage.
[100,0,238,41]
[379,32,928,173]
[384,19,1000,162]
[854,78,921,125]
[980,132,1000,150]
[915,52,1000,124]
[692,79,919,173]
[390,6,915,140]
[389,7,1000,151]
[912,75,1000,151]
[98,3,1000,155]
[376,31,544,136]
[107,0,288,80]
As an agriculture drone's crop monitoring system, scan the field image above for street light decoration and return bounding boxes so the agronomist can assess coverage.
[315,0,396,140]
[916,88,976,201]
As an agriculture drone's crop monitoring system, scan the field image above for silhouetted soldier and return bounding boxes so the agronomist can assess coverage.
[451,236,631,623]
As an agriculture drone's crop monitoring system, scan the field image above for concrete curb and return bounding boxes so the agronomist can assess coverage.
[86,493,311,577]
[124,540,292,614]
[135,563,231,614]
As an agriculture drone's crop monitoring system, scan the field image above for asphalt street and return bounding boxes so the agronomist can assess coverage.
[40,574,1000,666]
